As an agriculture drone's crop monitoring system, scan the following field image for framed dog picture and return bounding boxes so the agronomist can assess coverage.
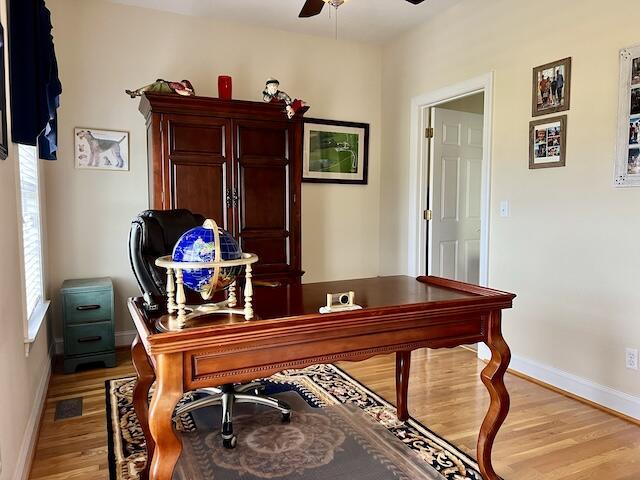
[614,44,640,187]
[74,128,129,171]
[532,57,571,117]
[303,118,369,184]
[529,115,567,169]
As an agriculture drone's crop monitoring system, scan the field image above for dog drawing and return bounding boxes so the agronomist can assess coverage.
[76,130,126,168]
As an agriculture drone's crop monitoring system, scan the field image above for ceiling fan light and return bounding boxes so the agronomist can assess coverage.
[323,0,346,6]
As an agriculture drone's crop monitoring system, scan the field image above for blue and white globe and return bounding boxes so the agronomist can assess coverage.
[172,221,243,296]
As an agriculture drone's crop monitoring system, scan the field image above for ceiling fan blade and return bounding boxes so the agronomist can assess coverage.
[299,0,326,17]
[405,0,426,4]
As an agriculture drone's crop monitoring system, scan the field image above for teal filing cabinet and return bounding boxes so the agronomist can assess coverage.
[61,277,116,373]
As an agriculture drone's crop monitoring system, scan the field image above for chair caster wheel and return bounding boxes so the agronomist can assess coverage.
[282,412,291,423]
[223,436,237,449]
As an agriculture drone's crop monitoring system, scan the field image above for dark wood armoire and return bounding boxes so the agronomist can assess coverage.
[139,93,309,284]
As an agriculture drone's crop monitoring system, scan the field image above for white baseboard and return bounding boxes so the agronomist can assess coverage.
[13,343,53,480]
[477,346,640,421]
[115,329,137,348]
[54,329,137,355]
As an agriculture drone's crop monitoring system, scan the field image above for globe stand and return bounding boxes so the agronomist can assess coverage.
[155,242,259,332]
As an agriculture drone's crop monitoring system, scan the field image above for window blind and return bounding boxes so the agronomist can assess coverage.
[18,144,44,321]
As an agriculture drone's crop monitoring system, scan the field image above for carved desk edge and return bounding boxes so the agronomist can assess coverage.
[129,301,513,357]
[184,328,489,389]
[127,276,515,358]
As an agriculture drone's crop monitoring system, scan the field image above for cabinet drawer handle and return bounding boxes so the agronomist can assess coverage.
[78,335,102,343]
[76,304,101,311]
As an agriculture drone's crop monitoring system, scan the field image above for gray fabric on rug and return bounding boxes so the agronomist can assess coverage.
[174,391,441,479]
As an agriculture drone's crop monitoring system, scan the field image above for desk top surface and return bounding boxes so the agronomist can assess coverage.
[129,276,515,350]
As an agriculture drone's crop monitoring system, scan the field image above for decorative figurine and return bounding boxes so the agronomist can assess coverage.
[262,78,306,119]
[125,79,195,98]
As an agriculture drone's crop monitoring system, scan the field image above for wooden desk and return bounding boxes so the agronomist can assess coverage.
[128,275,515,480]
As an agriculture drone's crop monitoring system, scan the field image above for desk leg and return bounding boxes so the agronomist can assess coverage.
[478,311,511,480]
[149,353,184,480]
[132,336,156,480]
[395,351,411,422]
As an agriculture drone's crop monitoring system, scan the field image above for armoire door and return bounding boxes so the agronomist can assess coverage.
[234,120,298,277]
[162,115,233,231]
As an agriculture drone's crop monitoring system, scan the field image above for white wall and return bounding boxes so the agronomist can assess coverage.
[45,0,382,337]
[0,1,53,478]
[380,0,640,399]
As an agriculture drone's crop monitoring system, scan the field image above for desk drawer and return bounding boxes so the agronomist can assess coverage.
[64,290,112,324]
[65,322,114,356]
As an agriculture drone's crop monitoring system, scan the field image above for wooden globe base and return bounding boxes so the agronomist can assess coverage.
[155,252,258,331]
[154,293,250,332]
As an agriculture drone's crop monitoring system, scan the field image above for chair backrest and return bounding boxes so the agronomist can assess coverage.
[128,209,206,296]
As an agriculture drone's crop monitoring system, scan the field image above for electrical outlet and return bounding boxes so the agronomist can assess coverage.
[626,348,638,370]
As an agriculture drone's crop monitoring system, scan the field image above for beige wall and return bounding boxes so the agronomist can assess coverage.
[0,0,52,478]
[45,0,382,337]
[380,0,640,397]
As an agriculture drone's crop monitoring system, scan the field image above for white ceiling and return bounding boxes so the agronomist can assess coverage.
[107,0,459,45]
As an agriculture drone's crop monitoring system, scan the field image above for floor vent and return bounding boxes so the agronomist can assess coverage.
[54,397,83,420]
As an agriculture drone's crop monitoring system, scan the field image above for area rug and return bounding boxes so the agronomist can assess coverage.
[106,364,483,480]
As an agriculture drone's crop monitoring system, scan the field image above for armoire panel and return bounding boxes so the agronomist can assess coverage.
[237,125,287,158]
[172,162,226,228]
[240,236,288,269]
[240,165,287,230]
[170,123,225,156]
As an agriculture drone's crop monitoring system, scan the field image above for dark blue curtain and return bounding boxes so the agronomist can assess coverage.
[8,0,62,160]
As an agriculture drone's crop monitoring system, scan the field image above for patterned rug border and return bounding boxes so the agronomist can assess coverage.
[105,364,482,480]
[327,365,479,469]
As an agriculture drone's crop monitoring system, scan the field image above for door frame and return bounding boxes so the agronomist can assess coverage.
[407,72,494,289]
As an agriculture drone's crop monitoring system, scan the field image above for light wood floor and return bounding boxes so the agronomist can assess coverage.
[29,348,640,480]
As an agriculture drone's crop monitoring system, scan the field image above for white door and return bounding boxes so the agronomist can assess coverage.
[428,107,483,283]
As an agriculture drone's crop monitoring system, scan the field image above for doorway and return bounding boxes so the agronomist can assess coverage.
[407,73,493,291]
[407,74,494,358]
[427,93,484,282]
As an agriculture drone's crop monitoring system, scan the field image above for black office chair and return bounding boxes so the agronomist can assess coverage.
[128,209,291,448]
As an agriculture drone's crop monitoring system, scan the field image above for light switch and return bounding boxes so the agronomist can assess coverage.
[499,200,510,218]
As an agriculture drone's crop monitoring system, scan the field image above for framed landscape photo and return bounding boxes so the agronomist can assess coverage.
[303,118,369,184]
[532,57,571,117]
[614,44,640,187]
[529,115,567,169]
[74,127,129,171]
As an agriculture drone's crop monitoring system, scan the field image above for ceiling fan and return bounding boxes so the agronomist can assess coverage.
[299,0,426,18]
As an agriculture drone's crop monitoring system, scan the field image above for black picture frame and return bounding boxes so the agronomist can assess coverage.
[0,22,7,160]
[302,118,369,185]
